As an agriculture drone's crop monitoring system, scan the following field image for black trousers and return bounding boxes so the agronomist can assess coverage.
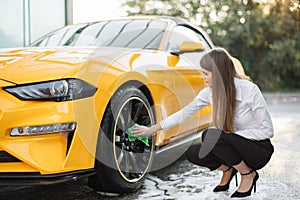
[186,128,274,171]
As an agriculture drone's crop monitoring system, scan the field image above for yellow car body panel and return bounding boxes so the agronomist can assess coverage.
[0,17,243,188]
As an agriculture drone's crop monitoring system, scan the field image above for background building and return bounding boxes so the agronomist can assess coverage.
[0,0,73,48]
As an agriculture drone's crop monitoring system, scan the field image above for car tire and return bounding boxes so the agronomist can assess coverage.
[88,85,155,194]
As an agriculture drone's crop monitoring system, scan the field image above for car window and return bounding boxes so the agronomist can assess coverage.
[31,28,67,47]
[108,20,150,47]
[94,20,132,46]
[33,37,48,47]
[167,26,210,51]
[60,24,89,46]
[71,21,108,46]
[94,19,166,49]
[31,24,88,47]
[31,19,167,50]
[125,20,166,49]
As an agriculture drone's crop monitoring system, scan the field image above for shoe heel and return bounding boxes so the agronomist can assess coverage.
[230,170,259,198]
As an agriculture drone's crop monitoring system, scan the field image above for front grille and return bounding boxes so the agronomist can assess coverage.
[0,151,21,162]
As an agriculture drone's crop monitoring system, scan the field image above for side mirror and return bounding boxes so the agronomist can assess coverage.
[171,41,206,56]
[180,41,205,52]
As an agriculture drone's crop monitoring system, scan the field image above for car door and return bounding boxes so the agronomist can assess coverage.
[155,25,213,142]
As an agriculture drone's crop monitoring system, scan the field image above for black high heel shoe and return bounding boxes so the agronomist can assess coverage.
[213,167,238,192]
[231,170,259,198]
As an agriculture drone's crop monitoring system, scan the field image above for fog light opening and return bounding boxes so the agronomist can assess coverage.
[10,122,76,136]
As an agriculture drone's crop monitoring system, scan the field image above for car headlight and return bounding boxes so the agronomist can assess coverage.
[4,79,97,101]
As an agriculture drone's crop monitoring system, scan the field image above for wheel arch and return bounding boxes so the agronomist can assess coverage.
[110,80,155,118]
[119,80,154,106]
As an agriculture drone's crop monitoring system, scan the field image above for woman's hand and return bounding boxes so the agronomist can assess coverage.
[132,125,153,137]
[132,123,162,137]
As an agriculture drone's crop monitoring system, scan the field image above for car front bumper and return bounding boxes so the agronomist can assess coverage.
[0,81,99,176]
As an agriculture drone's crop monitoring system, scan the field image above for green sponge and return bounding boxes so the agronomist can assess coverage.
[126,123,149,146]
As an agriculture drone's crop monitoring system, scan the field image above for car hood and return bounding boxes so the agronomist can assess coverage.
[0,47,129,84]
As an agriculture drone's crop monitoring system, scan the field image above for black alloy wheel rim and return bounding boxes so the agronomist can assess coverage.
[113,96,154,182]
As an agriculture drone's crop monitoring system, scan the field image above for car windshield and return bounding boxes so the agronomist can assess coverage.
[30,19,167,50]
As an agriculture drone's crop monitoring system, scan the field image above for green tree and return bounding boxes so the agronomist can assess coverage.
[122,0,300,90]
[263,0,300,90]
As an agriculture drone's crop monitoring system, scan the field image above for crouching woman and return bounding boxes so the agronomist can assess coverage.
[132,47,274,198]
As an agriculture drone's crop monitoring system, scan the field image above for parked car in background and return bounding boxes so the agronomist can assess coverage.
[0,16,245,194]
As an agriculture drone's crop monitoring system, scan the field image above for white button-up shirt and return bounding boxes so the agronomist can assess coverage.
[160,78,274,141]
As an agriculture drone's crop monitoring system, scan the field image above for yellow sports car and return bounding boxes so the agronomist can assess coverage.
[0,16,245,194]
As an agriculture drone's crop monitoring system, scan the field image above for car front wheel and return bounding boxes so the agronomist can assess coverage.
[88,85,155,194]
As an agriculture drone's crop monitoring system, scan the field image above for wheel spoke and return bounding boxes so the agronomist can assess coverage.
[140,115,151,126]
[124,151,130,177]
[117,150,125,164]
[128,152,141,173]
[132,102,144,122]
[126,100,134,125]
[119,101,135,128]
[117,112,126,132]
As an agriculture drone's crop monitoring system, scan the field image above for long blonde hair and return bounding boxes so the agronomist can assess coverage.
[200,48,239,133]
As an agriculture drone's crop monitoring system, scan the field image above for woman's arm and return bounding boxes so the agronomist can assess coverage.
[132,87,211,137]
